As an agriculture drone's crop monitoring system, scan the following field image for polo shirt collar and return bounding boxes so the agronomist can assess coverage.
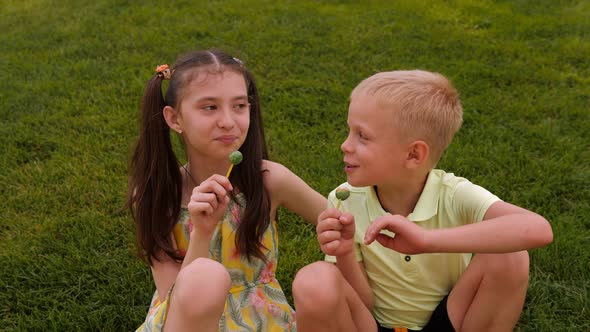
[407,170,440,222]
[368,170,440,223]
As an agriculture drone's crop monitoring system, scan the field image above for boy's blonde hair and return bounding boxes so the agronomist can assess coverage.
[351,70,463,163]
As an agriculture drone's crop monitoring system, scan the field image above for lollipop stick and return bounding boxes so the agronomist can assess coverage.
[225,164,234,178]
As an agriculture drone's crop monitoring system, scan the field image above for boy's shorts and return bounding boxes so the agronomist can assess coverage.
[377,295,455,332]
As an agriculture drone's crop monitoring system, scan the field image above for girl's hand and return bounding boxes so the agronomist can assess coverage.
[316,208,356,257]
[364,214,429,255]
[187,174,233,237]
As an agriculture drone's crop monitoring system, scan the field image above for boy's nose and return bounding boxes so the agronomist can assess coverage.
[341,135,352,153]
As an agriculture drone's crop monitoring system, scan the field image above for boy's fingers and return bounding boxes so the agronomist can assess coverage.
[317,217,343,233]
[322,240,341,253]
[364,217,395,243]
[375,233,396,249]
[318,230,341,244]
[318,208,342,221]
[338,212,355,225]
[364,232,375,245]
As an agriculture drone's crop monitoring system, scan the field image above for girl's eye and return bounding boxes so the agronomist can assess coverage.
[202,105,217,111]
[359,132,368,140]
[234,103,250,111]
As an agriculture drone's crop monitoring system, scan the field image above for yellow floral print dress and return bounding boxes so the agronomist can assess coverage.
[136,194,297,332]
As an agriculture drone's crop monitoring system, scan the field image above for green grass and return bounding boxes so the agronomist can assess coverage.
[1,0,589,330]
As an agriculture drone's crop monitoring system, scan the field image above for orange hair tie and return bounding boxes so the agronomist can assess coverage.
[155,64,172,80]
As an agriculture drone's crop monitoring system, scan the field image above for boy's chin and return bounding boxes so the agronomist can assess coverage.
[346,177,370,188]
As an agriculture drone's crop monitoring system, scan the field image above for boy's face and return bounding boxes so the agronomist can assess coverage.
[341,93,409,187]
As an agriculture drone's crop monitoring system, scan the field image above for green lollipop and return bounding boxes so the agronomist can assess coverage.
[226,151,243,177]
[335,187,350,209]
[335,187,350,201]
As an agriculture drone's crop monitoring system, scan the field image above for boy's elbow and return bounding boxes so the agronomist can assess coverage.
[532,216,553,248]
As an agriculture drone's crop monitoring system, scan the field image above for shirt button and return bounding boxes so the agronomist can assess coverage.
[404,255,411,262]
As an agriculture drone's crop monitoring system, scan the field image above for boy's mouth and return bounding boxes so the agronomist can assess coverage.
[344,161,359,173]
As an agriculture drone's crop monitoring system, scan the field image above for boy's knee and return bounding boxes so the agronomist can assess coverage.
[173,258,230,318]
[482,251,529,285]
[293,262,341,311]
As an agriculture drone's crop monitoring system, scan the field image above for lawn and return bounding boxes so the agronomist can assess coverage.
[1,0,589,331]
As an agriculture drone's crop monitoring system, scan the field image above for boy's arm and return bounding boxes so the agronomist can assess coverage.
[365,201,553,254]
[334,252,375,310]
[320,209,375,309]
[426,201,553,253]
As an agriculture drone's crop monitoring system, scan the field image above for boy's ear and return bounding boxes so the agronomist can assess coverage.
[162,106,183,134]
[405,140,429,168]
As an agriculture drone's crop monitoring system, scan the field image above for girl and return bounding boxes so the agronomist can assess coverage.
[127,50,326,332]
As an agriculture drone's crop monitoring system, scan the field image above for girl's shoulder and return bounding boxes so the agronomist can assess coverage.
[261,159,291,189]
[260,159,303,198]
[260,160,327,224]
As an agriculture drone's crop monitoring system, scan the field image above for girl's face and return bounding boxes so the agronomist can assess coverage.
[176,70,250,163]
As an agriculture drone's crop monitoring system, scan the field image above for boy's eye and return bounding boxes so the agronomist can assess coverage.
[359,132,368,140]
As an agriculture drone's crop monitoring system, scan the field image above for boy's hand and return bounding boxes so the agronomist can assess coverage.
[364,214,429,254]
[187,174,233,237]
[316,208,356,257]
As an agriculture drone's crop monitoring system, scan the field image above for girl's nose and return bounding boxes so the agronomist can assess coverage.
[217,108,235,129]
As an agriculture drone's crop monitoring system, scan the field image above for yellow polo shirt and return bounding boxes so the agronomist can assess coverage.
[325,169,500,330]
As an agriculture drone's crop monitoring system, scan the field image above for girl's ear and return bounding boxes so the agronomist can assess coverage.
[405,140,429,169]
[163,106,183,134]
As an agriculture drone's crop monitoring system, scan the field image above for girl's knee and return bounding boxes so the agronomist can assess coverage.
[173,258,230,318]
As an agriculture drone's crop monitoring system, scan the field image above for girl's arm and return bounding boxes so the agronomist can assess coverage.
[150,175,232,300]
[150,228,215,301]
[150,250,181,301]
[262,160,327,224]
[182,174,231,265]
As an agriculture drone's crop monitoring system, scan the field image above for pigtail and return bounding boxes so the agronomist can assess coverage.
[127,73,183,265]
[227,66,271,263]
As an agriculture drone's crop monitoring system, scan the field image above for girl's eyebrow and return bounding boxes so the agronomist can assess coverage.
[195,95,248,102]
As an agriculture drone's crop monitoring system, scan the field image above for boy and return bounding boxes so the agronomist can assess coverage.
[292,70,553,332]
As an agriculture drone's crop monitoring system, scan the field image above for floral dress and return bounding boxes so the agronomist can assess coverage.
[136,194,296,332]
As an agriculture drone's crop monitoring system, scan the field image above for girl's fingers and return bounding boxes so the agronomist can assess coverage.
[193,192,219,208]
[193,181,229,202]
[188,201,214,216]
[200,174,233,192]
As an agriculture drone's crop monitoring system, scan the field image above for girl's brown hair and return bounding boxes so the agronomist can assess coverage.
[126,50,270,264]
